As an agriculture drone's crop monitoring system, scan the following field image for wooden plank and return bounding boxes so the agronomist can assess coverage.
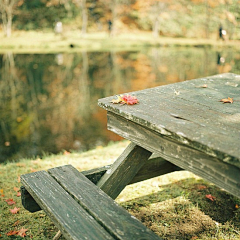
[21,157,179,213]
[49,165,162,240]
[96,142,152,199]
[21,171,114,240]
[107,112,240,199]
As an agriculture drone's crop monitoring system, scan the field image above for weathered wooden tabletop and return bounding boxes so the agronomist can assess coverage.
[98,73,240,198]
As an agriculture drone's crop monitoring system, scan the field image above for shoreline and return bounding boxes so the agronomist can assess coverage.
[0,30,239,54]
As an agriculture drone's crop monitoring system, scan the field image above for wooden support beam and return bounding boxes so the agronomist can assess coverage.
[97,142,152,199]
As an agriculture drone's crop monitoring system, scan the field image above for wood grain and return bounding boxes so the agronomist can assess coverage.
[49,165,162,240]
[98,73,240,168]
[21,171,113,240]
[107,112,240,199]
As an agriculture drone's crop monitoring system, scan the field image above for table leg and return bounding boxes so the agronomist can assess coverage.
[97,142,152,199]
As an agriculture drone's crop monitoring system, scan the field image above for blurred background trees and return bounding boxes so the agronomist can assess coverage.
[0,0,239,39]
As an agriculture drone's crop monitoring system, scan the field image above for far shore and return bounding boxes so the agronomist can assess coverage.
[0,30,240,53]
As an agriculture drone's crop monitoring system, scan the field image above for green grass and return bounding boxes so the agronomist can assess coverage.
[0,30,240,54]
[0,141,239,239]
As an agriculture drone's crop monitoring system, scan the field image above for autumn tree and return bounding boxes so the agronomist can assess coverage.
[0,0,23,37]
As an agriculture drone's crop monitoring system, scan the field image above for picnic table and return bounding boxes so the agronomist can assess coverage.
[21,73,240,240]
[97,73,240,199]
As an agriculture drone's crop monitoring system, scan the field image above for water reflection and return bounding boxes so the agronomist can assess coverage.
[0,48,239,162]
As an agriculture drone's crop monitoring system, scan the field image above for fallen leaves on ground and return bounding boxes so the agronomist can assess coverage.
[111,95,139,105]
[10,207,20,214]
[220,97,233,103]
[0,188,4,197]
[13,187,20,192]
[5,198,16,205]
[6,228,28,238]
[205,194,216,201]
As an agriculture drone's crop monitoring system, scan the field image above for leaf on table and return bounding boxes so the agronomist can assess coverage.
[111,95,123,104]
[220,97,233,103]
[10,207,20,214]
[5,198,16,205]
[174,89,180,95]
[121,95,139,105]
[111,95,139,105]
[196,84,208,88]
[205,194,216,201]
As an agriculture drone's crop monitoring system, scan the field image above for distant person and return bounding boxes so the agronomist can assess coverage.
[54,21,63,35]
[107,19,112,36]
[219,25,226,40]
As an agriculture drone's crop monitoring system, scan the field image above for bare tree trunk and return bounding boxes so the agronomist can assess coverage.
[6,10,13,37]
[152,18,159,38]
[0,0,16,37]
[81,0,88,35]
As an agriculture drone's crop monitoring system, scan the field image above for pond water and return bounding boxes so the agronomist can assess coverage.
[0,47,239,162]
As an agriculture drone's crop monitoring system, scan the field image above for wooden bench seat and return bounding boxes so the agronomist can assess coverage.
[21,164,162,240]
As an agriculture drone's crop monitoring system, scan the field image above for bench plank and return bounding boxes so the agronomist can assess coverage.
[107,112,240,199]
[21,171,114,240]
[49,165,162,240]
[21,156,180,213]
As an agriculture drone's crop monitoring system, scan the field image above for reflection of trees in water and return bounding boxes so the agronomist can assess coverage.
[0,49,239,162]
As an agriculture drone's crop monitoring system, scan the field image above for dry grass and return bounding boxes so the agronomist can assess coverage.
[0,141,239,239]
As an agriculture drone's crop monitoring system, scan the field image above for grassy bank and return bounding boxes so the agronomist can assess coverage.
[1,30,240,54]
[0,140,240,239]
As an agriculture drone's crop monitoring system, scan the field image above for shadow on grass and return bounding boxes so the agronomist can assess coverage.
[121,178,240,239]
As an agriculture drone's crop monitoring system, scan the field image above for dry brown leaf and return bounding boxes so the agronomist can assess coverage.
[220,97,233,104]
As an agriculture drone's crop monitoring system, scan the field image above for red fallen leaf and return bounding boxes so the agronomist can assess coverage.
[220,97,233,103]
[5,198,16,205]
[17,192,21,197]
[121,95,139,105]
[111,95,139,105]
[6,230,19,236]
[18,228,28,237]
[10,207,20,214]
[205,194,216,201]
